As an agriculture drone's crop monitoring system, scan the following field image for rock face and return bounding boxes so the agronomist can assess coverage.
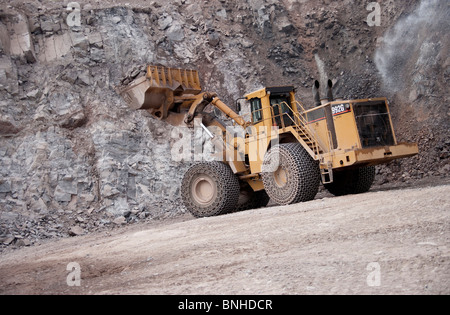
[0,0,448,248]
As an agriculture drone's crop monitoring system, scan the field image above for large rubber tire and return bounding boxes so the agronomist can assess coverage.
[261,143,320,205]
[181,162,240,217]
[235,188,270,212]
[324,166,375,196]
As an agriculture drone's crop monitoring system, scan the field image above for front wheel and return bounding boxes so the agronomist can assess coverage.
[181,162,240,217]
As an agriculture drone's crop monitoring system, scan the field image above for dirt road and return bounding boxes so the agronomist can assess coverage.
[0,183,449,295]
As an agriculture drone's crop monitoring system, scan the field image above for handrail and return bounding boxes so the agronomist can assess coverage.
[276,101,329,157]
[228,101,330,158]
[292,100,331,154]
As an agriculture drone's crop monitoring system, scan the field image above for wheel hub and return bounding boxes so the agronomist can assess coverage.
[191,176,216,205]
[274,165,288,188]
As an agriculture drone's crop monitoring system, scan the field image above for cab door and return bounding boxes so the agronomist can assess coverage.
[269,94,295,128]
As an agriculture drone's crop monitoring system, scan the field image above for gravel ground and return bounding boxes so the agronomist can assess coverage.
[0,182,448,295]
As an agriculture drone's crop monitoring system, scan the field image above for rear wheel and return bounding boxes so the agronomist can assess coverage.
[181,162,240,217]
[324,166,375,196]
[262,143,320,205]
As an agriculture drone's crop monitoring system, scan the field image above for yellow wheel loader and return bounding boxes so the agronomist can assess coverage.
[118,65,418,217]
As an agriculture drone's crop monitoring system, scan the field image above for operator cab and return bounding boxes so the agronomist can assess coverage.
[245,86,296,127]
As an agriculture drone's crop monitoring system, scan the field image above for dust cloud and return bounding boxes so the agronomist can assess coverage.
[374,0,449,92]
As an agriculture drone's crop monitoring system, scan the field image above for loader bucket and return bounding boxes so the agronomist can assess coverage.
[118,65,202,118]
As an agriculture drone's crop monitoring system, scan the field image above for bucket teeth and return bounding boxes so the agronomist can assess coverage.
[146,65,201,95]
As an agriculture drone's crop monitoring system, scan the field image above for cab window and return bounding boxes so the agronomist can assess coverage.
[250,98,263,123]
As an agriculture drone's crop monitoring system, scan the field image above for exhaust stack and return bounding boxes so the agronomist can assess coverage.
[312,80,321,106]
[327,79,334,102]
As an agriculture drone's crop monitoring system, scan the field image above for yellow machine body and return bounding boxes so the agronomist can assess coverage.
[118,65,418,192]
